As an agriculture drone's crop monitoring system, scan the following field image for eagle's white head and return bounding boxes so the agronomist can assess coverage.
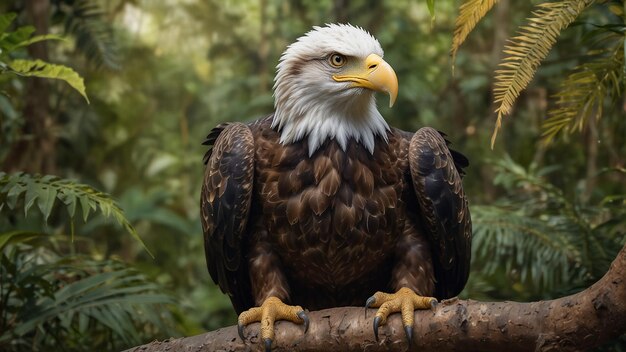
[272,24,398,155]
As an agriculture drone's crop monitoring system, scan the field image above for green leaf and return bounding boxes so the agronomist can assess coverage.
[6,181,25,209]
[59,191,77,218]
[80,194,91,222]
[426,0,435,18]
[36,185,57,222]
[0,231,45,250]
[13,34,66,49]
[7,59,89,103]
[24,182,39,217]
[0,13,16,34]
[1,26,36,52]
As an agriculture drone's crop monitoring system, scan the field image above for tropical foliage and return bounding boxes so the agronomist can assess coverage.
[453,0,625,147]
[0,172,175,351]
[0,13,87,101]
[468,157,626,301]
[0,0,624,350]
[453,0,626,327]
[1,242,173,351]
[451,0,499,62]
[0,172,149,252]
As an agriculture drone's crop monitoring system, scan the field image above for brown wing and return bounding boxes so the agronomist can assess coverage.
[201,122,255,313]
[408,127,472,299]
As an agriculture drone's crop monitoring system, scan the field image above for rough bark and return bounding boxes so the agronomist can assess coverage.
[128,243,626,352]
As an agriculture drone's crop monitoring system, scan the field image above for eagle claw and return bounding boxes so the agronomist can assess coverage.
[373,316,381,341]
[236,296,306,350]
[365,296,376,309]
[264,338,272,352]
[237,322,245,341]
[404,325,413,347]
[366,287,437,346]
[297,310,310,333]
[430,299,438,309]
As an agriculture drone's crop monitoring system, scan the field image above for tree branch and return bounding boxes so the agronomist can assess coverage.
[128,243,626,351]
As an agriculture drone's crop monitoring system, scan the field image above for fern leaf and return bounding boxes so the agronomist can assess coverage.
[491,0,594,148]
[63,0,120,70]
[543,43,623,142]
[472,205,580,291]
[0,173,152,257]
[2,249,174,348]
[451,0,500,63]
[7,59,89,103]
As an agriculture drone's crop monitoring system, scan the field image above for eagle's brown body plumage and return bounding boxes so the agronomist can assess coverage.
[201,115,471,314]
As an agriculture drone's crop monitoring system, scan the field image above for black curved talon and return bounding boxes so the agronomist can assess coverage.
[297,310,310,333]
[365,296,376,309]
[430,299,439,309]
[404,325,413,348]
[237,323,245,341]
[373,316,381,341]
[264,338,272,352]
[365,296,376,317]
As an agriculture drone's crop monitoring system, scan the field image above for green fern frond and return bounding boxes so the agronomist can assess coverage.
[451,0,500,63]
[470,155,625,296]
[491,0,594,148]
[482,156,624,286]
[0,172,152,257]
[472,205,581,291]
[62,1,120,69]
[543,43,624,143]
[1,246,173,349]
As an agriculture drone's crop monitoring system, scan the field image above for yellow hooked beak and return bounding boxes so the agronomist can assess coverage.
[332,54,398,108]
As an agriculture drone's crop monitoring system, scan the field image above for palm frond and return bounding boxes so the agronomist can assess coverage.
[451,0,500,63]
[472,205,581,293]
[491,0,593,148]
[543,42,624,143]
[0,172,152,256]
[469,156,625,299]
[0,244,174,350]
[62,0,120,70]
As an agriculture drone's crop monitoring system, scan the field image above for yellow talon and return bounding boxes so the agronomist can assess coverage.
[366,287,437,345]
[237,296,309,351]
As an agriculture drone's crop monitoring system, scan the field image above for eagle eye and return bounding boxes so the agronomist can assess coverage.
[328,53,346,68]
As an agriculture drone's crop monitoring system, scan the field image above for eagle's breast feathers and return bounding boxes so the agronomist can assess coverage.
[253,117,408,289]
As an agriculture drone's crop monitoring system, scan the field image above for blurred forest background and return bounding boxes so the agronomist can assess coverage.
[0,0,625,351]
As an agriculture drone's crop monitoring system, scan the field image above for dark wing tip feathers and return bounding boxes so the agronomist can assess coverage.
[410,127,472,299]
[201,122,255,313]
[437,130,469,176]
[202,123,231,164]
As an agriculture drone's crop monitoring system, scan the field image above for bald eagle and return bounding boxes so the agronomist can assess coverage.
[201,24,471,351]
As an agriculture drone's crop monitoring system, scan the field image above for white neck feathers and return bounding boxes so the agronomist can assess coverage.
[270,24,390,156]
[271,88,389,155]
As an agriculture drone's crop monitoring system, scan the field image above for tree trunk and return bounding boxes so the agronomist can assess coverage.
[2,0,55,174]
[127,242,626,352]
